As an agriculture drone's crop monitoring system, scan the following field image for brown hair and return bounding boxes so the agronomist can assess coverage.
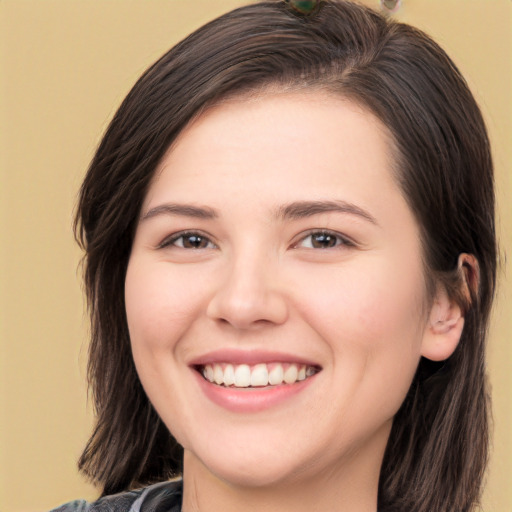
[75,1,496,510]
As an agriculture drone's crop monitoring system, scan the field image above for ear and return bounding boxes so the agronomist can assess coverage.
[421,253,478,362]
[421,287,464,361]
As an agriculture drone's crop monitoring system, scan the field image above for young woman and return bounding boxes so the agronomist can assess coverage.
[52,1,497,511]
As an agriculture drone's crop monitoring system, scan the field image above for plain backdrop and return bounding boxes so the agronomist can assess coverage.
[1,1,510,511]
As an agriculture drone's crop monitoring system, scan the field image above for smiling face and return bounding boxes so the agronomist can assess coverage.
[125,92,445,493]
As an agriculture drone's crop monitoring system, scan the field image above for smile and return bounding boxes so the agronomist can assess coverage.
[199,362,319,388]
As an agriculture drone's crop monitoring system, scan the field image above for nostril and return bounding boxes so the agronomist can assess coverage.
[206,289,289,329]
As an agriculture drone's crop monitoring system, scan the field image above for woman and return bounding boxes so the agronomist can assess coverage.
[52,1,497,511]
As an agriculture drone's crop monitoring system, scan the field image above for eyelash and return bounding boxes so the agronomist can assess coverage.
[158,229,353,251]
[292,230,354,250]
[158,231,217,250]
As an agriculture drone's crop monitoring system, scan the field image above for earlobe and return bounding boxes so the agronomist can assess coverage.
[421,253,478,362]
[421,289,464,361]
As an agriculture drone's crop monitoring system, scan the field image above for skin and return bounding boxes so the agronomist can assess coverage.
[125,92,464,512]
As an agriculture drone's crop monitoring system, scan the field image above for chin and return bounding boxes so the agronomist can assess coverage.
[184,444,315,490]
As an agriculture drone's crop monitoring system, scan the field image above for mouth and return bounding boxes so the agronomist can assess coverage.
[191,353,322,412]
[196,362,321,388]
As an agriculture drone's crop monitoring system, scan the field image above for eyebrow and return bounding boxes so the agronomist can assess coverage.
[140,199,377,225]
[141,203,219,221]
[276,200,378,225]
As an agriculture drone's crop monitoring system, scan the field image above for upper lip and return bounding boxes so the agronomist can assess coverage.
[188,349,322,368]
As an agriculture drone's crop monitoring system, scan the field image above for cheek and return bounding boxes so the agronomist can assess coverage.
[292,255,427,396]
[124,258,204,443]
[124,259,206,352]
[298,263,425,340]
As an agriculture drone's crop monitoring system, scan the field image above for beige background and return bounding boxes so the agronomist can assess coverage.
[1,1,510,511]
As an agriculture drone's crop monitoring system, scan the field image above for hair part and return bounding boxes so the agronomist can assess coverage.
[75,1,496,509]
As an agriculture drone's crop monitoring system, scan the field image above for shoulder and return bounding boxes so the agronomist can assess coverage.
[49,479,183,512]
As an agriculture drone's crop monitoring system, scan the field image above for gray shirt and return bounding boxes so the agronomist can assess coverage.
[49,479,182,512]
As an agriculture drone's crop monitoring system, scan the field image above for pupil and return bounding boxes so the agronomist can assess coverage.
[184,235,205,248]
[313,233,335,248]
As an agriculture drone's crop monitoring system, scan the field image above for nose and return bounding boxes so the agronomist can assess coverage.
[206,251,289,330]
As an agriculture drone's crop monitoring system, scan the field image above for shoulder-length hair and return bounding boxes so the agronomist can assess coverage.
[75,1,496,510]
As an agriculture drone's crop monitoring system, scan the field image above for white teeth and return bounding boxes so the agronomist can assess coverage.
[201,362,317,388]
[205,365,214,382]
[283,364,298,384]
[250,364,269,387]
[268,364,284,385]
[213,364,224,385]
[223,364,235,386]
[234,364,251,387]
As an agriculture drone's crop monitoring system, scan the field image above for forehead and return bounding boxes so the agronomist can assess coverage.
[146,91,400,209]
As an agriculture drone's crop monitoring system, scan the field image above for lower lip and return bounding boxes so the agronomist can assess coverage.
[193,369,317,413]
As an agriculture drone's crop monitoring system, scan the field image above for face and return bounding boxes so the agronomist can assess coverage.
[125,92,433,489]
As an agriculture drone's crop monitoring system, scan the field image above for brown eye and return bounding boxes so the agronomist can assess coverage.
[161,232,215,249]
[181,234,209,249]
[310,233,338,248]
[311,233,338,249]
[296,230,351,249]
